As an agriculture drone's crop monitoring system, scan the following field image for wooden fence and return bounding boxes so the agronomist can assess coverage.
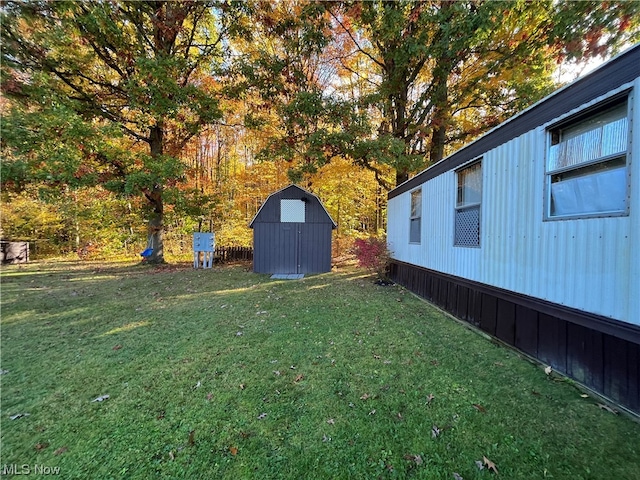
[215,246,253,263]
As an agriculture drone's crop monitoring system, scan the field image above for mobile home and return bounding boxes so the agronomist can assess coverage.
[387,45,640,414]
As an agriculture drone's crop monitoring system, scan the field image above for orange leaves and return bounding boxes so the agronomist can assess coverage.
[472,403,487,414]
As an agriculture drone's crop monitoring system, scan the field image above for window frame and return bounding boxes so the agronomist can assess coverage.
[409,188,422,244]
[544,93,632,221]
[454,159,482,248]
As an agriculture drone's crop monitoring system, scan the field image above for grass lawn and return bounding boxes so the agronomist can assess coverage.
[1,260,639,479]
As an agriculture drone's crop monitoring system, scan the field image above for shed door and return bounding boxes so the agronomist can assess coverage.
[278,224,301,274]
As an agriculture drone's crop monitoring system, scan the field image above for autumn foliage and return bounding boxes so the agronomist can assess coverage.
[353,237,392,280]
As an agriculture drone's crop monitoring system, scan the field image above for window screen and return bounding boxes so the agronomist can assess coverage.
[546,99,629,218]
[410,188,421,244]
[281,199,306,223]
[455,161,481,247]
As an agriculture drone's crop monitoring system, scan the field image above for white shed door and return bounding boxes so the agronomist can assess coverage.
[281,199,305,223]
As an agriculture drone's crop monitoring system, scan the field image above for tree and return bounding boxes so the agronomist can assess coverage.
[330,0,640,185]
[1,1,245,262]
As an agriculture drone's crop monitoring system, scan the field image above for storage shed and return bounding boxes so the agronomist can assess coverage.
[249,185,337,275]
[387,45,640,414]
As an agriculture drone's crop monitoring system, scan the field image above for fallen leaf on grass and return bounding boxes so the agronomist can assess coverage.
[483,456,498,474]
[597,403,618,414]
[544,366,552,375]
[229,446,238,456]
[369,409,376,415]
[580,394,589,398]
[34,442,49,451]
[188,430,195,446]
[112,344,122,351]
[239,384,245,390]
[431,425,441,438]
[472,403,487,413]
[327,418,335,425]
[475,460,485,470]
[273,370,281,376]
[0,369,8,375]
[91,394,109,402]
[426,394,435,405]
[10,413,30,420]
[54,447,68,456]
[360,393,371,400]
[258,413,267,420]
[294,374,304,383]
[194,381,202,389]
[168,451,175,461]
[453,473,464,480]
[403,454,423,465]
[206,392,213,401]
[373,354,381,359]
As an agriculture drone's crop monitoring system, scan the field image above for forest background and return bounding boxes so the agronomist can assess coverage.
[2,1,639,262]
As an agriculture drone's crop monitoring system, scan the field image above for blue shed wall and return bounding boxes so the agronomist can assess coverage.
[251,185,335,274]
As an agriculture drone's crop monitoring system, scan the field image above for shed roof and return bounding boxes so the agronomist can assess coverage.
[249,184,337,228]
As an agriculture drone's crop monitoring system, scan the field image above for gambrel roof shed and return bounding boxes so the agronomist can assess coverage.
[249,184,337,275]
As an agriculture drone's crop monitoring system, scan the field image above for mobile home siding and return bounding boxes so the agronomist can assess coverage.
[387,46,640,414]
[388,83,639,324]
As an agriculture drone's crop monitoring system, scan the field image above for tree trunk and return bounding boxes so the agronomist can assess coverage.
[146,123,165,264]
[428,61,451,166]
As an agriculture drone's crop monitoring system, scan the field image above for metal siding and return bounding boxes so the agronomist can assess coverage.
[299,223,333,273]
[251,185,337,227]
[629,85,640,329]
[253,223,298,274]
[388,78,640,326]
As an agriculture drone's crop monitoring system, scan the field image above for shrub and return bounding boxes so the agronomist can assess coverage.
[353,236,392,281]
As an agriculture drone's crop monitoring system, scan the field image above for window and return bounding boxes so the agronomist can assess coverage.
[455,161,482,247]
[281,199,305,223]
[546,98,630,219]
[409,188,421,243]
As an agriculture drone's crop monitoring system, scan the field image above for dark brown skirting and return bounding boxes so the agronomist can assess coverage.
[389,260,640,415]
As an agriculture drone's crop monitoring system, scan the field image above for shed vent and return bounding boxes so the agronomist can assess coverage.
[281,199,306,223]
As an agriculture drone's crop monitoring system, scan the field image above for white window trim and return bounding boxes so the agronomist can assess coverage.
[543,93,632,221]
[409,188,422,244]
[454,159,482,248]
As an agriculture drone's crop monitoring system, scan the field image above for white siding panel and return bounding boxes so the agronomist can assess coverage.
[628,83,640,327]
[481,126,633,322]
[389,79,640,325]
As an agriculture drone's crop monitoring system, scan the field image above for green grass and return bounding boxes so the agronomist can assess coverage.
[1,261,639,479]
